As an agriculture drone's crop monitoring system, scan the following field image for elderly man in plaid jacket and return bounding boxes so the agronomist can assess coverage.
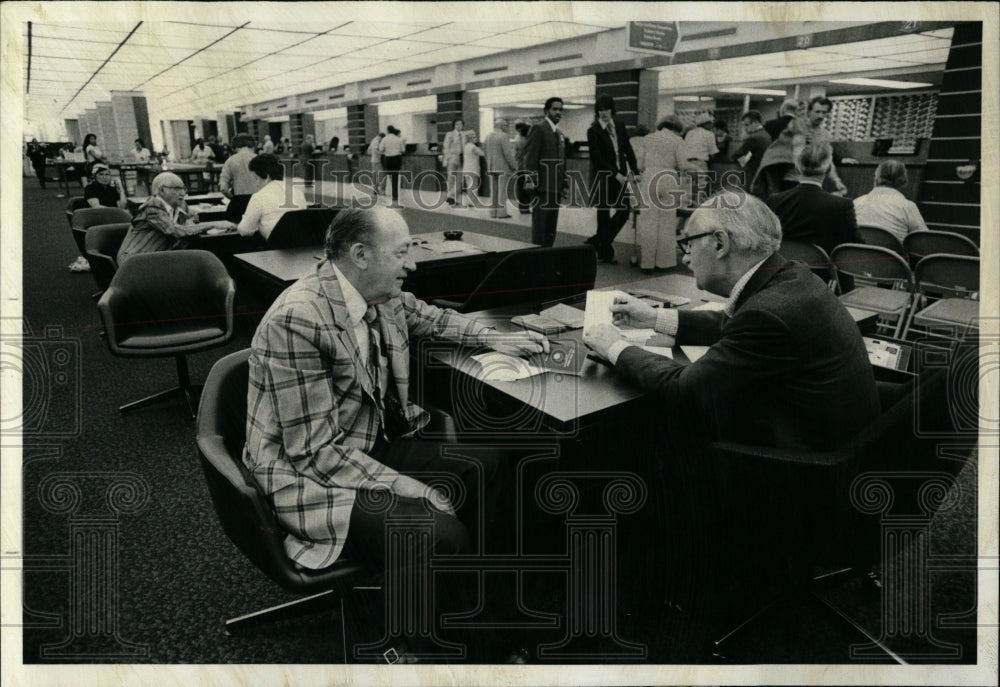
[244,206,545,659]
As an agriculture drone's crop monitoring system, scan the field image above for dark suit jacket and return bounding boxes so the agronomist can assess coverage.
[615,253,879,451]
[765,182,862,254]
[522,118,566,198]
[587,118,638,197]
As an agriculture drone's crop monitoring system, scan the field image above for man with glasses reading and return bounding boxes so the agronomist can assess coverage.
[117,172,206,264]
[584,189,878,452]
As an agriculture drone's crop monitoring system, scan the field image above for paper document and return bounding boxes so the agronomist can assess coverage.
[539,303,585,329]
[470,352,544,381]
[692,301,727,312]
[584,289,627,330]
[681,345,710,363]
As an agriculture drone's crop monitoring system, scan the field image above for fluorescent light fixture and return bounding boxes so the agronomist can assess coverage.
[673,95,701,102]
[561,103,587,109]
[829,77,933,89]
[718,87,787,96]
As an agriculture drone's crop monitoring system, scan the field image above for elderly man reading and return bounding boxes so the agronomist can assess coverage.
[584,190,878,451]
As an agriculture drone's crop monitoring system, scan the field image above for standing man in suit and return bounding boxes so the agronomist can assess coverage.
[765,143,862,255]
[731,110,772,191]
[483,118,517,219]
[523,97,567,246]
[583,189,878,451]
[584,94,638,264]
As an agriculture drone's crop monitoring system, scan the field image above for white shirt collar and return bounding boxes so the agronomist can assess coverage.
[724,256,770,317]
[330,262,368,326]
[546,117,560,132]
[797,177,824,187]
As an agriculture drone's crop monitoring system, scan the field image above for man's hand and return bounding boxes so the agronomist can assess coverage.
[583,323,624,360]
[393,475,455,516]
[485,330,549,357]
[615,172,628,185]
[609,294,659,329]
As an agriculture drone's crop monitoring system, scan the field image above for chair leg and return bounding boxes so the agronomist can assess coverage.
[224,589,340,635]
[118,356,200,418]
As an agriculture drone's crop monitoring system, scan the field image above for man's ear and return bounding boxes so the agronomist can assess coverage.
[715,231,731,257]
[348,242,368,267]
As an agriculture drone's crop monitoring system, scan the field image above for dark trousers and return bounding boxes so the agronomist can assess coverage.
[530,190,559,246]
[342,437,512,659]
[383,155,403,204]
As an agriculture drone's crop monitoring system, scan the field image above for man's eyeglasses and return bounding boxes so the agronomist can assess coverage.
[163,185,186,191]
[676,231,716,255]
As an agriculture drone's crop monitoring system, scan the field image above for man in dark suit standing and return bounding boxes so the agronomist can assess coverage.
[765,143,862,255]
[522,97,566,246]
[583,189,878,451]
[584,94,638,263]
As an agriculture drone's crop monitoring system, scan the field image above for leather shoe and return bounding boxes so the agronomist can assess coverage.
[505,646,532,664]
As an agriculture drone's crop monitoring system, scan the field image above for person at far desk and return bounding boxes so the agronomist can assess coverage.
[584,190,878,451]
[245,206,546,660]
[117,172,224,265]
[236,153,307,240]
[131,139,151,163]
[84,163,127,210]
[219,133,266,200]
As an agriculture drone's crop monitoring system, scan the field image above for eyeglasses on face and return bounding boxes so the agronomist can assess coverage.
[676,230,716,255]
[163,185,186,191]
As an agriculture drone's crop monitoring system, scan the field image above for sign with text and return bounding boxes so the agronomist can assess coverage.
[626,21,681,56]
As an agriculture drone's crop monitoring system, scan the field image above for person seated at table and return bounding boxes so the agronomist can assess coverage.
[117,172,205,265]
[84,163,127,210]
[190,138,215,164]
[583,189,878,452]
[245,206,546,661]
[853,160,928,243]
[219,133,266,199]
[765,143,862,255]
[131,139,151,163]
[236,153,308,240]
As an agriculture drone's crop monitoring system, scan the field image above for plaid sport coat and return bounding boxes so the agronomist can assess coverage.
[244,259,493,569]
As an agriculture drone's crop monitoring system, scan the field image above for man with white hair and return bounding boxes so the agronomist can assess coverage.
[483,118,516,218]
[584,190,878,451]
[117,172,205,264]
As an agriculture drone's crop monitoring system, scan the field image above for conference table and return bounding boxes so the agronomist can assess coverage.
[418,274,880,435]
[232,231,538,302]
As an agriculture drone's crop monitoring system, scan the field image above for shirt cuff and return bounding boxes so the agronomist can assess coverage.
[655,308,679,336]
[607,340,633,365]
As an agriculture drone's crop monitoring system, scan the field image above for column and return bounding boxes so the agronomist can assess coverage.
[595,69,659,132]
[435,91,479,146]
[111,91,152,156]
[64,119,81,145]
[95,102,120,160]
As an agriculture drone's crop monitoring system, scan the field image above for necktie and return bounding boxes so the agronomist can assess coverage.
[608,120,619,163]
[364,306,382,396]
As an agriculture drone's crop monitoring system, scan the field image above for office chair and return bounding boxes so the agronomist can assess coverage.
[831,244,914,338]
[429,245,598,313]
[83,222,130,295]
[225,194,253,223]
[265,208,338,249]
[97,250,235,418]
[65,197,90,229]
[778,241,838,293]
[706,351,965,663]
[71,206,131,255]
[903,255,980,341]
[902,231,979,270]
[858,225,905,255]
[196,349,366,644]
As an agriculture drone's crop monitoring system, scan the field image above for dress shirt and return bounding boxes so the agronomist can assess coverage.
[330,263,387,388]
[220,149,265,197]
[237,179,308,240]
[602,120,620,160]
[606,257,768,364]
[379,134,406,157]
[853,185,928,243]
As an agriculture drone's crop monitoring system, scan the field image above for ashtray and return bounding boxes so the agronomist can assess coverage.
[443,230,463,241]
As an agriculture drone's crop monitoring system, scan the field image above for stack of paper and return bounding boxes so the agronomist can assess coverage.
[584,290,628,329]
[539,303,585,329]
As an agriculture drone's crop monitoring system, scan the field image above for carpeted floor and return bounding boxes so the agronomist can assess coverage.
[14,182,978,666]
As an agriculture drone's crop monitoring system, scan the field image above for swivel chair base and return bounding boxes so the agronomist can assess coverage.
[224,589,342,635]
[119,355,201,419]
[710,566,902,664]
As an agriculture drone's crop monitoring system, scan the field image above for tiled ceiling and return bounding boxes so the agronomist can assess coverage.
[23,19,621,122]
[24,21,954,124]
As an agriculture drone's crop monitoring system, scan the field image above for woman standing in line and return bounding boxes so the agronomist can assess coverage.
[457,130,485,208]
